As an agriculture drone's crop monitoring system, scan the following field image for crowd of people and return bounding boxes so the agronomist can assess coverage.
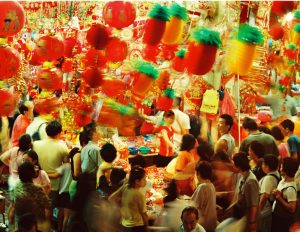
[0,99,299,232]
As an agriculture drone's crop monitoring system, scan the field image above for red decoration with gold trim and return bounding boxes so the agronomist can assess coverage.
[84,48,107,68]
[63,37,82,58]
[37,67,63,90]
[0,89,17,116]
[105,38,128,62]
[81,67,103,88]
[0,46,21,80]
[86,24,110,50]
[37,35,64,61]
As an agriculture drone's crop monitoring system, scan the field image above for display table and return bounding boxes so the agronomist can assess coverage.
[128,153,158,167]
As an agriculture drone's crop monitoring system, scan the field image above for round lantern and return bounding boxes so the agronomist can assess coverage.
[85,48,107,68]
[101,78,126,97]
[269,25,284,40]
[156,88,175,111]
[37,35,64,61]
[81,67,103,88]
[86,24,110,50]
[0,1,25,37]
[74,104,93,127]
[172,49,186,72]
[63,37,82,58]
[105,38,128,62]
[34,97,62,115]
[0,46,21,80]
[37,67,63,90]
[0,89,16,116]
[29,49,44,66]
[271,1,294,17]
[103,1,136,29]
[142,44,160,63]
[62,59,73,73]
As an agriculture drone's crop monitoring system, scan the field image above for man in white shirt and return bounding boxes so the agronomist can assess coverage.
[26,111,48,141]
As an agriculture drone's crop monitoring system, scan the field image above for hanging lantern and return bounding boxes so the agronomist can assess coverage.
[86,24,110,50]
[105,38,128,62]
[37,67,63,90]
[132,61,159,98]
[0,89,17,116]
[172,49,186,72]
[37,35,64,61]
[284,44,297,60]
[292,24,300,46]
[160,44,178,60]
[61,59,73,73]
[101,78,126,97]
[0,1,25,37]
[162,3,187,45]
[63,37,82,58]
[103,1,136,29]
[81,67,103,88]
[226,24,263,76]
[185,27,221,75]
[269,24,284,40]
[0,46,20,80]
[143,4,170,46]
[29,48,44,66]
[74,104,93,127]
[271,1,294,17]
[156,70,170,90]
[142,44,160,63]
[84,48,107,68]
[156,88,175,111]
[34,97,62,115]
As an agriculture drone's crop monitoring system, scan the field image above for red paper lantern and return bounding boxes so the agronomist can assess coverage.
[74,104,93,127]
[156,96,173,111]
[101,78,126,97]
[0,1,25,37]
[105,38,128,62]
[269,25,284,40]
[0,46,20,80]
[0,89,17,116]
[86,24,110,50]
[37,68,63,90]
[81,67,103,88]
[172,55,185,72]
[85,48,107,68]
[160,44,178,61]
[103,1,136,29]
[29,49,44,66]
[62,59,73,73]
[34,97,62,115]
[271,1,294,16]
[142,44,160,63]
[63,37,82,58]
[37,35,64,61]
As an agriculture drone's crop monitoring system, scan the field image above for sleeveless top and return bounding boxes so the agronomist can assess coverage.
[219,133,235,157]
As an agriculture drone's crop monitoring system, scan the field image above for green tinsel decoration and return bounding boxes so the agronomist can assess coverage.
[134,60,159,80]
[117,105,135,116]
[294,24,300,33]
[148,4,170,21]
[175,49,186,58]
[294,10,300,19]
[163,88,175,98]
[170,3,187,21]
[288,43,296,49]
[191,27,222,48]
[237,24,263,45]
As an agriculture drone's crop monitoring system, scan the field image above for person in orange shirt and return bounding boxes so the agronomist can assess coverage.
[11,101,34,147]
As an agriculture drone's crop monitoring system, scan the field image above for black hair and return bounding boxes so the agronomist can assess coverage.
[181,206,199,220]
[196,141,214,162]
[18,162,35,183]
[195,161,212,180]
[18,134,32,152]
[233,152,251,171]
[69,147,80,178]
[282,157,299,178]
[18,103,29,115]
[271,126,284,141]
[242,117,258,131]
[263,154,279,172]
[163,110,175,118]
[213,151,231,163]
[128,165,145,188]
[110,168,126,185]
[249,140,265,158]
[23,149,42,170]
[258,126,271,135]
[79,130,90,147]
[17,213,38,232]
[163,179,178,204]
[280,119,295,132]
[100,143,117,163]
[180,134,196,151]
[45,120,62,137]
[130,155,146,168]
[219,114,234,131]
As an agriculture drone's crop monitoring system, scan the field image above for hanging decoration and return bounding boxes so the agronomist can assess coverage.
[86,23,110,50]
[84,48,107,68]
[0,89,17,116]
[185,27,222,75]
[101,78,127,97]
[63,37,82,58]
[143,4,170,46]
[269,24,284,40]
[0,46,21,80]
[29,49,44,66]
[37,35,64,61]
[142,44,160,63]
[172,49,186,72]
[37,66,63,90]
[81,67,103,88]
[105,38,128,62]
[271,1,294,17]
[156,88,175,111]
[292,24,300,46]
[156,70,170,90]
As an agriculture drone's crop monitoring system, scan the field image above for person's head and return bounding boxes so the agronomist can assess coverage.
[242,117,258,132]
[163,110,175,126]
[218,114,234,133]
[180,134,196,152]
[45,120,62,138]
[195,161,212,182]
[110,168,126,186]
[258,126,271,135]
[271,126,285,141]
[233,152,251,172]
[213,151,231,163]
[196,141,214,162]
[280,119,294,136]
[18,162,35,183]
[100,143,117,163]
[163,179,178,203]
[262,154,279,174]
[19,102,29,115]
[79,130,89,147]
[19,101,34,118]
[83,121,102,142]
[281,157,299,178]
[248,140,265,162]
[128,165,146,188]
[181,206,199,232]
[17,213,38,232]
[18,134,32,152]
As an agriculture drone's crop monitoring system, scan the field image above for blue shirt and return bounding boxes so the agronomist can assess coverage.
[287,134,300,161]
[80,141,101,174]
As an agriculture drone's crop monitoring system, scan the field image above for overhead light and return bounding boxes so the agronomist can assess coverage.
[285,12,294,22]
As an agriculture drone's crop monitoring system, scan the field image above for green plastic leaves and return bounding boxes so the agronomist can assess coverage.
[191,27,222,48]
[134,60,159,80]
[148,4,170,21]
[294,10,300,19]
[237,24,263,45]
[163,88,175,98]
[294,24,300,33]
[170,3,187,21]
[176,49,186,58]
